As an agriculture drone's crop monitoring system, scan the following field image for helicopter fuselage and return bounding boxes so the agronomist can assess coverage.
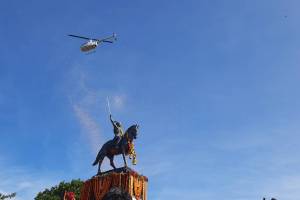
[80,40,99,52]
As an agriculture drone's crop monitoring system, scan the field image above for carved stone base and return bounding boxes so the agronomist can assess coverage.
[80,167,148,200]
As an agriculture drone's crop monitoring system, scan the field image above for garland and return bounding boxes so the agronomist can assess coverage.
[126,134,137,165]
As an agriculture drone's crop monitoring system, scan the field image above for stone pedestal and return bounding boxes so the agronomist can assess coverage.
[80,168,148,200]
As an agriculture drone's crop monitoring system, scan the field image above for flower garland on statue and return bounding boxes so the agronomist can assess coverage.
[127,134,137,165]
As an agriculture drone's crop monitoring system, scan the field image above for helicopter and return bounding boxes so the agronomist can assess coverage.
[68,33,117,52]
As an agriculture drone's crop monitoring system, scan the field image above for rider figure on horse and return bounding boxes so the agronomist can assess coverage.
[110,114,124,148]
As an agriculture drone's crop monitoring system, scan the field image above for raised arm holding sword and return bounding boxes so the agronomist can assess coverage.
[107,97,124,149]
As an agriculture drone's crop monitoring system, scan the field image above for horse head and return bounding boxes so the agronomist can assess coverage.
[125,124,139,141]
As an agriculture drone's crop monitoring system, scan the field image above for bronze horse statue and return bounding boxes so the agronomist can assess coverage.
[92,124,139,174]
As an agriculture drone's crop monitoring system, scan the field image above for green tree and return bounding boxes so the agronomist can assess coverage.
[0,192,16,200]
[35,179,84,200]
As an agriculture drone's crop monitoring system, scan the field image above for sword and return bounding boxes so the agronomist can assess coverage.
[106,96,112,116]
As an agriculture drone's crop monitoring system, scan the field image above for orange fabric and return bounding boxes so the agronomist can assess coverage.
[80,172,148,200]
[133,177,143,199]
[80,180,92,200]
[91,176,112,200]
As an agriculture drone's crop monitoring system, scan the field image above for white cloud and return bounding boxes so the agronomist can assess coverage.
[73,103,102,154]
[66,66,104,154]
[261,175,300,200]
[110,94,126,111]
[0,162,61,200]
[66,65,128,154]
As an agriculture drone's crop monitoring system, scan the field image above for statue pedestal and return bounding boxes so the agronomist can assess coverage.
[80,167,148,200]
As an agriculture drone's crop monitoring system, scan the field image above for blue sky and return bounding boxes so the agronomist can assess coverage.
[1,0,300,199]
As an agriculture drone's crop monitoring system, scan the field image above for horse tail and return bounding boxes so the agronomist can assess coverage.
[92,146,106,166]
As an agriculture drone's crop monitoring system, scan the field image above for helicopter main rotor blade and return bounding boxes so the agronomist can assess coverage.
[68,34,91,40]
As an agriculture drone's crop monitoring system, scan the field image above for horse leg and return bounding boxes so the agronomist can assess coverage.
[97,154,106,174]
[108,155,116,170]
[122,148,128,168]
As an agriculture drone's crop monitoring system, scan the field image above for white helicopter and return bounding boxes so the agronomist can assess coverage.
[68,33,117,52]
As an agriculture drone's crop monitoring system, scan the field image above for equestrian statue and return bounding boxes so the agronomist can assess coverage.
[93,115,139,174]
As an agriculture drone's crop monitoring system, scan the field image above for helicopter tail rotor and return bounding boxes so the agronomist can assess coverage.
[100,33,117,43]
[113,33,117,40]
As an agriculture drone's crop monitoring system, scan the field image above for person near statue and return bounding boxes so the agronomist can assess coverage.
[110,114,124,148]
[63,191,75,200]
